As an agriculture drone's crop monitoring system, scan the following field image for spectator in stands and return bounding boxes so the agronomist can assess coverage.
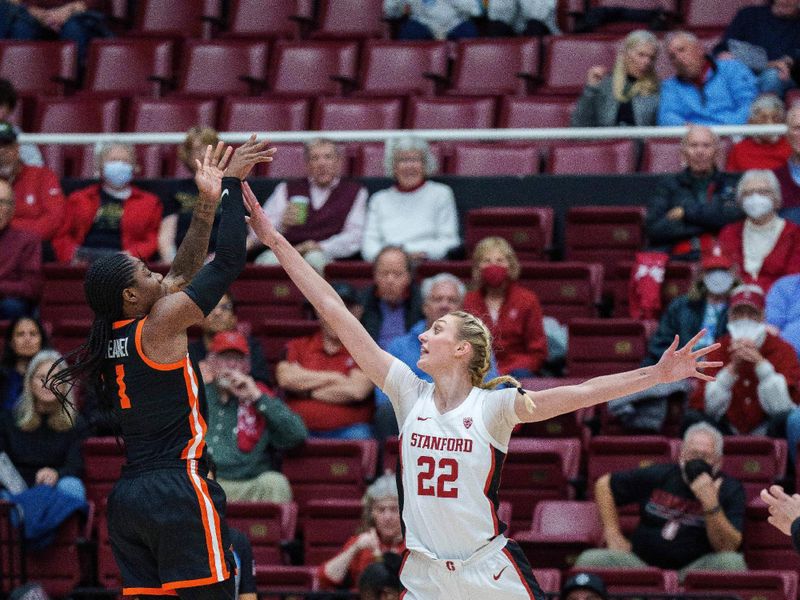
[201,330,307,503]
[610,247,738,432]
[250,138,367,274]
[319,473,405,592]
[361,247,423,351]
[52,142,162,265]
[561,572,608,600]
[463,236,546,378]
[575,422,746,578]
[0,121,64,260]
[774,104,800,214]
[688,285,800,438]
[571,30,660,128]
[358,554,403,600]
[0,317,48,413]
[718,169,800,293]
[0,179,42,319]
[385,0,481,40]
[714,0,800,98]
[484,0,560,36]
[373,272,499,439]
[657,31,758,126]
[362,136,460,262]
[277,282,375,440]
[0,79,42,167]
[766,273,800,358]
[159,127,221,264]
[188,293,272,387]
[645,126,742,261]
[0,349,86,501]
[0,1,111,67]
[726,94,793,172]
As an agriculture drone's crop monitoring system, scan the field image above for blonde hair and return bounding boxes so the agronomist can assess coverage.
[15,349,77,433]
[471,236,520,285]
[612,30,659,103]
[359,472,399,533]
[451,310,535,414]
[178,126,220,165]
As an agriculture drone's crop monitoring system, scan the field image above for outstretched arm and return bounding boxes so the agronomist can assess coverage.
[516,331,722,423]
[244,184,394,388]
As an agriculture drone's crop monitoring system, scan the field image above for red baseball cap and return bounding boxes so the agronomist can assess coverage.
[729,284,765,313]
[209,330,249,355]
[701,245,734,271]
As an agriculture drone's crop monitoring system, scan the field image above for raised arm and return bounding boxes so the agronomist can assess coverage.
[244,183,394,388]
[516,331,722,422]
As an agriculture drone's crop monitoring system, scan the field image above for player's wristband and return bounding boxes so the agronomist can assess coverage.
[703,505,722,515]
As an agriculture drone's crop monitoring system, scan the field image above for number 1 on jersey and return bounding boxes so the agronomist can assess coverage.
[417,456,459,498]
[115,364,131,409]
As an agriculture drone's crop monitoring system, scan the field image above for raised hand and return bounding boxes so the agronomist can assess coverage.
[761,485,800,536]
[194,141,232,203]
[243,181,279,248]
[652,330,722,385]
[224,134,277,180]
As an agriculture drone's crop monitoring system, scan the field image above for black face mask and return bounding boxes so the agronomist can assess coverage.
[683,458,713,483]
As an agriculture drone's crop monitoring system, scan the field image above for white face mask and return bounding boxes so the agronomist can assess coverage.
[742,193,774,220]
[703,270,734,295]
[727,318,767,346]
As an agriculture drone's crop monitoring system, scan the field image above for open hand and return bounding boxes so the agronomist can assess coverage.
[586,65,607,87]
[652,330,722,385]
[243,182,280,248]
[35,467,59,487]
[224,134,276,180]
[194,141,232,203]
[761,485,800,536]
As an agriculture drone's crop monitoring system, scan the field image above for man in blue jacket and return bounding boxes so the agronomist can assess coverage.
[658,31,758,126]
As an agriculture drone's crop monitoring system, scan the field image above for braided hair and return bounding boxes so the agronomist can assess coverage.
[46,253,137,413]
[450,310,536,414]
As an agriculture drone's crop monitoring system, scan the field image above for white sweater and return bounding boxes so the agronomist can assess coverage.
[361,180,461,261]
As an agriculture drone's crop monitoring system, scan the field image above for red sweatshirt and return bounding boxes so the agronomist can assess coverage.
[10,165,65,242]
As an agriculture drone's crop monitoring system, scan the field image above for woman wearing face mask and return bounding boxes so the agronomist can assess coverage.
[462,236,546,378]
[51,142,163,265]
[688,285,800,440]
[726,94,792,172]
[718,169,800,293]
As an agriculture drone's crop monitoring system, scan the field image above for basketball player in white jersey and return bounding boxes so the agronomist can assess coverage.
[243,186,722,600]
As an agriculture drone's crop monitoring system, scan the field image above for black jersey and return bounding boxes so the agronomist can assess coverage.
[103,317,209,467]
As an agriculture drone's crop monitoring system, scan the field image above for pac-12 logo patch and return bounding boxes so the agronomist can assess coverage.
[463,417,473,429]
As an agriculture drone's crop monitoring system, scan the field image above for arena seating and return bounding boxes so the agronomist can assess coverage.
[83,38,174,97]
[682,569,798,600]
[564,206,647,276]
[175,40,270,97]
[302,499,362,565]
[256,565,319,599]
[566,566,680,595]
[226,501,298,565]
[566,318,646,376]
[354,40,448,97]
[464,207,554,261]
[447,38,540,97]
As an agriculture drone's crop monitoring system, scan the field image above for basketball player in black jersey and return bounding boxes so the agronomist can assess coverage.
[46,136,275,600]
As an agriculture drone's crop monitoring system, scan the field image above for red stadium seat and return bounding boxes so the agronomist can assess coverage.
[786,89,800,108]
[281,440,378,514]
[177,40,269,96]
[313,97,404,131]
[220,97,310,132]
[564,206,647,275]
[449,143,541,176]
[609,260,698,318]
[465,207,553,260]
[309,0,386,39]
[132,0,218,38]
[682,570,797,600]
[567,318,646,377]
[33,96,121,178]
[518,262,604,323]
[263,143,309,179]
[83,38,174,96]
[745,498,800,571]
[540,35,618,96]
[566,566,678,595]
[547,140,637,174]
[353,141,445,177]
[587,435,673,493]
[51,320,91,357]
[40,265,93,326]
[722,437,787,502]
[223,0,301,39]
[0,41,77,98]
[82,437,125,506]
[226,502,298,565]
[641,138,731,174]
[303,499,363,565]
[256,565,318,599]
[253,319,319,370]
[682,0,766,33]
[0,500,25,594]
[269,41,358,97]
[356,40,448,97]
[229,266,308,324]
[515,501,601,569]
[501,438,581,532]
[323,261,374,291]
[499,96,574,128]
[406,96,497,130]
[515,378,592,439]
[589,0,677,33]
[532,568,561,593]
[448,39,540,96]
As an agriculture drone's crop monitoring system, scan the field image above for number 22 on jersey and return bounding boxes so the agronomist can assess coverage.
[417,456,459,498]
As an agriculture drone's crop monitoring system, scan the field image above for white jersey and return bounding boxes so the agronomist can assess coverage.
[382,359,520,561]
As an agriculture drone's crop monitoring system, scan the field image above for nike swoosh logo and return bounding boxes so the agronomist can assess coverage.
[493,566,508,581]
[417,417,431,421]
[220,189,229,201]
